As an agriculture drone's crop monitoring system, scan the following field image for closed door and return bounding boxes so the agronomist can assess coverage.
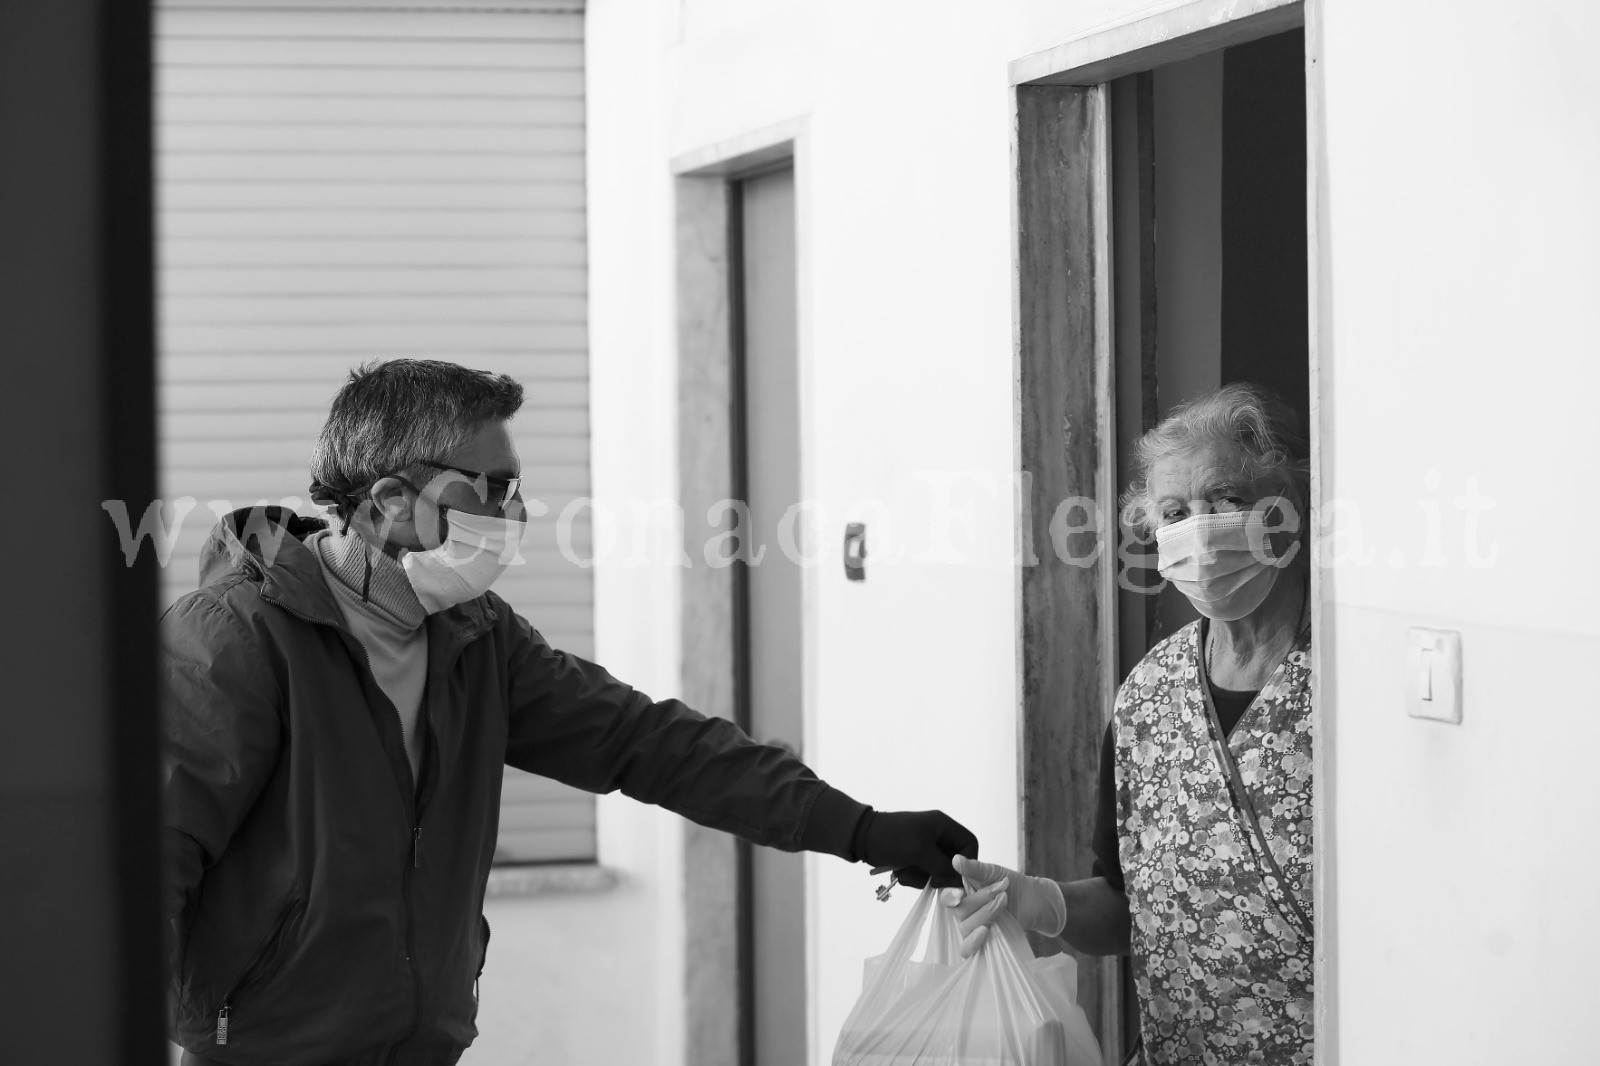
[735,164,806,1066]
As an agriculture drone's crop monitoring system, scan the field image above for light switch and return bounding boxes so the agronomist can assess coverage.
[1415,649,1434,702]
[1406,627,1462,724]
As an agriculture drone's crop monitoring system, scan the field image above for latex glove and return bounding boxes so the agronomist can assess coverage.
[940,854,1067,958]
[857,809,979,890]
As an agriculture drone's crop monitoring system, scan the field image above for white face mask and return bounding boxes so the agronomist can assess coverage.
[401,508,527,614]
[1155,510,1295,621]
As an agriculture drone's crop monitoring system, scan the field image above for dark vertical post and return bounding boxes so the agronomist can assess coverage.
[1111,68,1161,1057]
[0,0,164,1061]
[726,180,757,1066]
[1112,71,1164,683]
[1135,70,1159,454]
[102,0,166,1058]
[1015,83,1117,1053]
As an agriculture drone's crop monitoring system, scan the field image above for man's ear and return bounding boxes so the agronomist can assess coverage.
[367,477,413,523]
[362,477,418,547]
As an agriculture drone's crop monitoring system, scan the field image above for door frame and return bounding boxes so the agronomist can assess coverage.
[1008,1,1331,1062]
[671,116,816,1066]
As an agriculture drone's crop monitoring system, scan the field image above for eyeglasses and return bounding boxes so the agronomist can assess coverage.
[413,459,523,512]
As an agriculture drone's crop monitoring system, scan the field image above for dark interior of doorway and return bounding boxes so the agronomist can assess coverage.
[1113,27,1310,666]
[1109,24,1310,1054]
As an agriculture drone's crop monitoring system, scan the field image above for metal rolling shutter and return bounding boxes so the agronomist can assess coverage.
[155,0,596,864]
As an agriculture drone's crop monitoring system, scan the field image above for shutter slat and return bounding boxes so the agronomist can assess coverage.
[161,378,589,409]
[161,208,585,240]
[160,237,585,268]
[493,830,596,865]
[156,0,595,864]
[158,65,583,97]
[158,37,583,68]
[158,429,592,464]
[160,94,584,127]
[160,322,589,353]
[163,408,589,439]
[166,462,590,491]
[160,352,588,383]
[159,152,584,183]
[157,9,584,38]
[159,124,584,155]
[162,294,587,324]
[161,265,586,294]
[161,181,586,213]
[500,799,593,821]
[502,771,597,804]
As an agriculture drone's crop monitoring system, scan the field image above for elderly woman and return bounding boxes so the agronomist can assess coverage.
[949,382,1313,1066]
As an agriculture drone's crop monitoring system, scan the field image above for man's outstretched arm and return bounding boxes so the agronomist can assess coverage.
[501,611,977,887]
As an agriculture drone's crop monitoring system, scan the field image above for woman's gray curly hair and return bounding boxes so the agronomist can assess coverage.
[1120,382,1309,538]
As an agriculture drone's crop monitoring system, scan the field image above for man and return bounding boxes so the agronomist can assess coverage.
[163,359,977,1065]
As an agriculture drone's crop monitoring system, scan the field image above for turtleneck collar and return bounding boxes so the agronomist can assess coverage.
[310,528,427,631]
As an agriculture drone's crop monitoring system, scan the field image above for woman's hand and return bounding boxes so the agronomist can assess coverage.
[940,855,1066,957]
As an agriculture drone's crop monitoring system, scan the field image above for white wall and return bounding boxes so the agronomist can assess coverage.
[583,1,1600,1063]
[1317,0,1600,1061]
[584,2,1175,1060]
[461,3,693,1066]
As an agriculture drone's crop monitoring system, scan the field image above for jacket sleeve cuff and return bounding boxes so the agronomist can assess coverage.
[798,785,871,862]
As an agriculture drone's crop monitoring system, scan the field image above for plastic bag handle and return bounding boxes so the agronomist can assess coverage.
[880,882,1032,969]
[926,889,962,966]
[871,887,939,977]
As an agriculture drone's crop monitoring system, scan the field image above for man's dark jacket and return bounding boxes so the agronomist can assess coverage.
[163,508,866,1064]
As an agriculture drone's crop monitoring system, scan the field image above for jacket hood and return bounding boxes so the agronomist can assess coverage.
[198,506,343,623]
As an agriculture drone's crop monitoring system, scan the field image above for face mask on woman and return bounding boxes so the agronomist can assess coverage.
[402,507,526,614]
[1155,510,1295,621]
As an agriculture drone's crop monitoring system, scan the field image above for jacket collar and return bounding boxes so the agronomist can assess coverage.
[312,527,428,630]
[199,506,497,639]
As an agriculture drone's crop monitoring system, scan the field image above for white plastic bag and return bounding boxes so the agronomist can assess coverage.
[832,887,1102,1066]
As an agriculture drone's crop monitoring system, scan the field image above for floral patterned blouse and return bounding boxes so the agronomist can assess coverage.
[1114,620,1314,1066]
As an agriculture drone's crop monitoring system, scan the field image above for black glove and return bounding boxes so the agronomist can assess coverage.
[854,809,979,890]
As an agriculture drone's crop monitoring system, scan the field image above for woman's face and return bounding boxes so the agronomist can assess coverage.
[1147,441,1302,555]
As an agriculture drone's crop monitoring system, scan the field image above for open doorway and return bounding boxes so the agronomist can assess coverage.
[1012,8,1312,1062]
[1108,25,1311,1055]
[674,130,810,1066]
[1113,29,1310,664]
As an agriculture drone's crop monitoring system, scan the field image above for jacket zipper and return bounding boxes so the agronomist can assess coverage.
[261,591,428,1052]
[258,585,487,1058]
[388,816,424,1066]
[215,897,304,1045]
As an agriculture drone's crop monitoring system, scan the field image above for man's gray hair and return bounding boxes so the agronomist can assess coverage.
[1121,381,1308,537]
[309,359,524,521]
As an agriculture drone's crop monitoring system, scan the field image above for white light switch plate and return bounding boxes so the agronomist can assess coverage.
[1407,627,1462,724]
